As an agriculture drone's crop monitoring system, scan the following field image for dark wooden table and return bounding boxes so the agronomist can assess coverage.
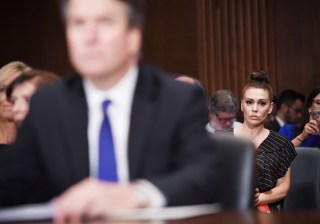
[164,211,320,224]
[76,211,320,224]
[8,211,320,224]
[97,212,320,224]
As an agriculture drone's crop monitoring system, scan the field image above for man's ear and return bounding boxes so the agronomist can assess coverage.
[128,28,142,56]
[208,112,214,121]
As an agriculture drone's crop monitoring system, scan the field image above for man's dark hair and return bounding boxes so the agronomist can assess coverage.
[277,89,305,110]
[59,0,145,29]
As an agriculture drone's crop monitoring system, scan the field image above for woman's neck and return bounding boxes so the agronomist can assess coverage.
[241,122,265,137]
[0,121,16,144]
[235,122,268,149]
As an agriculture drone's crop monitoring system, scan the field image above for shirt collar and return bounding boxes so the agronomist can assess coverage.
[83,65,139,111]
[205,123,215,133]
[275,116,286,127]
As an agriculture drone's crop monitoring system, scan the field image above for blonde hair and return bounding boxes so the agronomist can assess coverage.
[6,69,61,100]
[0,61,32,83]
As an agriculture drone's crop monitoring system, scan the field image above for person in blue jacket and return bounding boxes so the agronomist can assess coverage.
[279,87,320,147]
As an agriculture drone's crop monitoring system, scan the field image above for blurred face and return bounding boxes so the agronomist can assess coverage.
[209,111,236,130]
[0,71,21,121]
[241,87,273,127]
[284,99,304,124]
[66,0,141,83]
[11,81,36,126]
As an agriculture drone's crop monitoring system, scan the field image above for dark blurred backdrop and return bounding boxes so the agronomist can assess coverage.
[0,0,319,99]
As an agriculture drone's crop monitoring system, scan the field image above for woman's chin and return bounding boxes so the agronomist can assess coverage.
[0,111,14,122]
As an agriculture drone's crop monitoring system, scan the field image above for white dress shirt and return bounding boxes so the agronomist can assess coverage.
[84,66,138,183]
[205,121,242,133]
[275,116,286,127]
[83,66,165,207]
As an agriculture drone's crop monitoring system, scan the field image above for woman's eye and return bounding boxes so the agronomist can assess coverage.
[259,102,267,106]
[314,100,320,105]
[246,101,252,105]
[0,86,7,93]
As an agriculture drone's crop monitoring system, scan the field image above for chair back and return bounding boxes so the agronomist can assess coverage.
[283,147,320,210]
[211,134,256,211]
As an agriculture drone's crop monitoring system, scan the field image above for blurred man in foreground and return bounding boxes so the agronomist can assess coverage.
[0,0,217,222]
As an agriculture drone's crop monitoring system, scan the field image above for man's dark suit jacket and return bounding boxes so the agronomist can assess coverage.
[0,64,216,207]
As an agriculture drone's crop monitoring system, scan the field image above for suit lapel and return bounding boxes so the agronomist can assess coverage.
[128,65,159,179]
[60,68,160,181]
[61,76,90,182]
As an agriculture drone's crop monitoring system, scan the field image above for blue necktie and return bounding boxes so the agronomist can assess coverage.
[98,100,118,182]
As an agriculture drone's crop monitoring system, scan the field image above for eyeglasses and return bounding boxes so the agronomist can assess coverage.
[215,113,236,123]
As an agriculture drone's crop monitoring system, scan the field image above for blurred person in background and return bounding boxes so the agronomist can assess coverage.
[279,87,320,147]
[175,75,206,96]
[0,61,31,147]
[206,90,241,133]
[175,75,207,114]
[6,69,60,126]
[175,75,204,92]
[265,89,305,132]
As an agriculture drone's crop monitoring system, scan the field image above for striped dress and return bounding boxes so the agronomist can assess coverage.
[256,130,296,210]
[257,130,296,193]
[216,129,297,210]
